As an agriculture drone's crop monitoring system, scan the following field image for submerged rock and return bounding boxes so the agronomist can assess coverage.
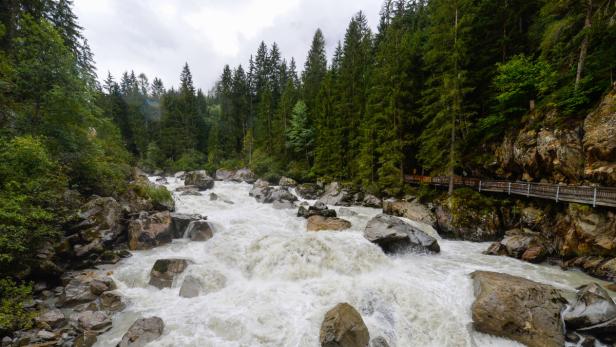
[470,271,567,347]
[184,170,214,191]
[178,270,226,298]
[170,213,204,239]
[149,259,191,289]
[364,214,440,254]
[307,215,352,232]
[128,211,173,250]
[118,317,164,347]
[319,303,370,347]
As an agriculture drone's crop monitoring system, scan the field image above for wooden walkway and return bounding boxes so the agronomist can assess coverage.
[404,175,616,208]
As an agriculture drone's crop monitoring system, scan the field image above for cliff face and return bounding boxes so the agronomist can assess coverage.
[493,89,616,185]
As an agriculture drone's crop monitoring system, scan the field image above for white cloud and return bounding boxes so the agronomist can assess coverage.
[74,0,382,90]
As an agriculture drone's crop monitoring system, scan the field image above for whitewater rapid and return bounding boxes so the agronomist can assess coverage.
[94,178,610,347]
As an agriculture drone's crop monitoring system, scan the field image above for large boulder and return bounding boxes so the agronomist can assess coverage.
[128,211,173,250]
[364,214,440,254]
[185,220,214,241]
[76,311,112,332]
[69,197,123,258]
[383,199,436,227]
[118,317,164,347]
[470,271,567,347]
[36,309,66,330]
[297,201,337,219]
[266,187,298,203]
[59,272,115,307]
[563,283,616,341]
[279,176,297,187]
[319,303,370,347]
[249,179,272,203]
[295,183,323,200]
[231,168,256,183]
[149,259,191,289]
[100,291,126,312]
[434,193,504,242]
[486,228,549,263]
[318,182,353,206]
[362,194,381,208]
[215,169,235,181]
[184,170,214,191]
[307,215,352,232]
[170,213,204,239]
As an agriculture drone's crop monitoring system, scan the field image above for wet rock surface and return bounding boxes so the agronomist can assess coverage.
[364,214,440,254]
[307,215,352,232]
[471,271,567,347]
[297,201,337,219]
[184,170,214,191]
[383,199,435,226]
[149,259,191,289]
[319,303,370,347]
[117,317,164,347]
[128,211,173,250]
[564,283,616,343]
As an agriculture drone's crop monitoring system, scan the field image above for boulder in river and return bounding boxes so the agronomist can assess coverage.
[100,291,126,312]
[170,213,204,239]
[118,317,164,347]
[279,176,298,187]
[215,169,235,181]
[128,211,173,250]
[149,259,191,289]
[383,199,436,227]
[470,271,567,347]
[362,194,381,208]
[76,310,112,332]
[185,220,214,241]
[307,215,352,232]
[231,168,256,183]
[318,182,353,206]
[319,303,370,347]
[295,183,323,199]
[563,283,616,341]
[297,202,337,219]
[35,309,66,330]
[184,170,214,191]
[266,187,298,203]
[249,179,272,203]
[273,200,296,209]
[179,269,226,298]
[363,214,440,254]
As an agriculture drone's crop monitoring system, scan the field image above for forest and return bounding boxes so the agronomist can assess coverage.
[0,0,615,335]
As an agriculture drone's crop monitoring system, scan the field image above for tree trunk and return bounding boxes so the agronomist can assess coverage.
[575,0,593,90]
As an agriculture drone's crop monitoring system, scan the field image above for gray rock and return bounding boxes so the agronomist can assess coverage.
[295,183,322,199]
[564,283,616,338]
[266,187,297,203]
[297,203,337,219]
[215,169,235,181]
[100,292,126,312]
[76,311,111,332]
[364,214,440,254]
[471,271,567,347]
[370,336,390,347]
[231,168,256,183]
[318,182,353,206]
[186,220,214,241]
[179,275,201,298]
[170,213,204,239]
[362,194,381,208]
[338,208,358,217]
[209,192,218,201]
[149,259,191,289]
[174,171,185,179]
[118,317,164,347]
[184,170,214,191]
[36,330,56,340]
[36,309,66,329]
[273,200,296,209]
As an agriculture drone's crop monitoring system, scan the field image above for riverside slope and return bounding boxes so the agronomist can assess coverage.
[94,177,613,347]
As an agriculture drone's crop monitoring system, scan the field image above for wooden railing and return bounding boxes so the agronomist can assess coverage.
[404,175,616,208]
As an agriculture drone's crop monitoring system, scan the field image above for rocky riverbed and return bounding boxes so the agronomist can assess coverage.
[80,176,614,346]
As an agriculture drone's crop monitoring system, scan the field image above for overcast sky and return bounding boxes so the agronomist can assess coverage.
[74,0,382,92]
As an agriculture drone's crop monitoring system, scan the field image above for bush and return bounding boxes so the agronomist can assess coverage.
[0,136,67,277]
[169,150,207,172]
[0,279,35,335]
[131,181,173,208]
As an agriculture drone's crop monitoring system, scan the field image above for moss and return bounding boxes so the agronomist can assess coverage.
[130,180,173,207]
[0,279,36,335]
[449,188,502,229]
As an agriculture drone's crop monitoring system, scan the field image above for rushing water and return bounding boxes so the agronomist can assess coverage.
[95,178,613,347]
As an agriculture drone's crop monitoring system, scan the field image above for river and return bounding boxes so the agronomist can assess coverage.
[94,177,611,347]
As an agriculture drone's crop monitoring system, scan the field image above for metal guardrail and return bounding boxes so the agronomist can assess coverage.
[404,175,616,208]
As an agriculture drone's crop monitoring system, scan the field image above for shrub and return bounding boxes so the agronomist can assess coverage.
[0,136,67,277]
[0,279,35,335]
[169,150,207,172]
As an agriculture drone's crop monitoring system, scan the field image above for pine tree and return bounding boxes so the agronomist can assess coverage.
[302,29,327,123]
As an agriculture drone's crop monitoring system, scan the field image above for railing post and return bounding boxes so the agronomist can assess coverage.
[527,183,530,197]
[593,186,597,207]
[508,182,511,195]
[479,180,482,192]
[556,185,560,203]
